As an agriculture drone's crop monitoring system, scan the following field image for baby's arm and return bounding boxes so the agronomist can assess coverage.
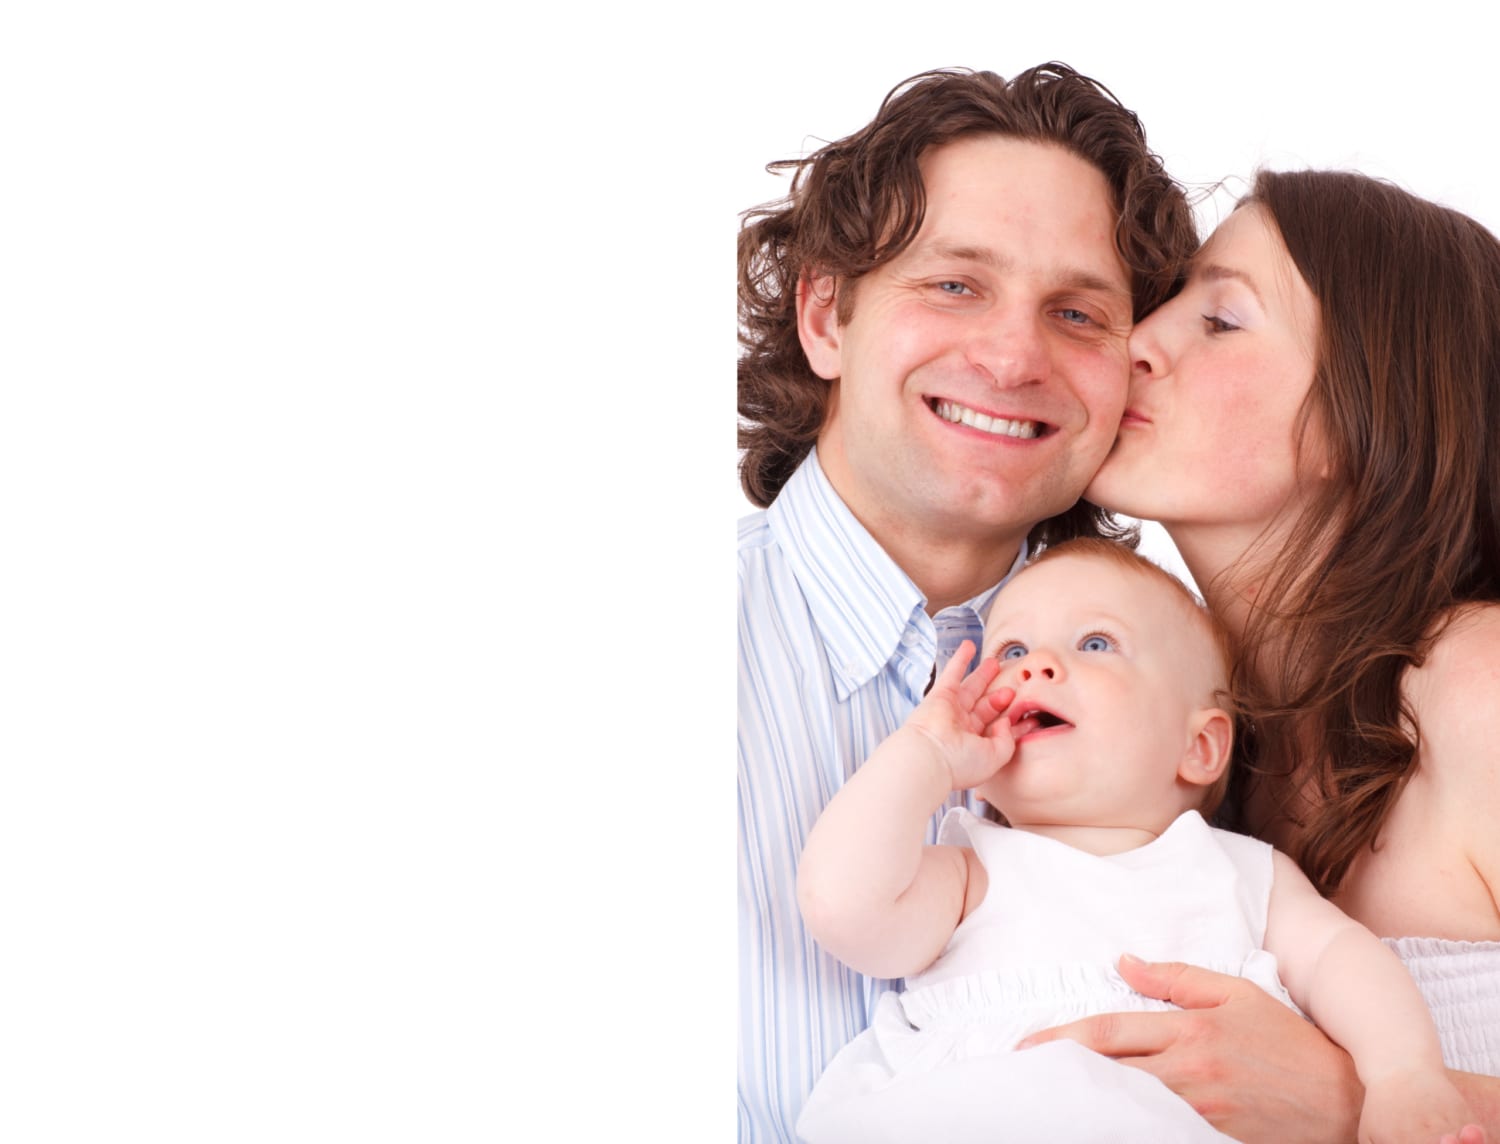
[797,641,1028,979]
[1264,850,1484,1144]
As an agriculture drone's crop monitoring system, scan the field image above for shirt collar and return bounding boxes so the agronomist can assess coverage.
[768,449,1025,699]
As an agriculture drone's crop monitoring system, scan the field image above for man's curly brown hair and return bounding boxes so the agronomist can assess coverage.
[737,64,1197,550]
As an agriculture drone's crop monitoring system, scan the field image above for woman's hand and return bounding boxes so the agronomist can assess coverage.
[906,639,1034,791]
[1018,955,1363,1143]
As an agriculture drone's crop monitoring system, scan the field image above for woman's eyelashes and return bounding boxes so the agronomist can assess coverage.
[1202,312,1241,334]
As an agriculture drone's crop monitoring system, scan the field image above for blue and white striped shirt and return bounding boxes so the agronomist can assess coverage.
[737,450,1023,1141]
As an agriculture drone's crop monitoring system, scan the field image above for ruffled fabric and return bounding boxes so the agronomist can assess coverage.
[1384,936,1500,1075]
[898,953,1289,1050]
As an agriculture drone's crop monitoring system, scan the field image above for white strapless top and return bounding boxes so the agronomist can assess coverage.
[1384,936,1500,1075]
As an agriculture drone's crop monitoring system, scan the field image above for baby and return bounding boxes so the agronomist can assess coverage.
[796,538,1483,1144]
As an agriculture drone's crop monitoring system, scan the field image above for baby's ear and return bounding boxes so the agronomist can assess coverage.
[1177,707,1233,790]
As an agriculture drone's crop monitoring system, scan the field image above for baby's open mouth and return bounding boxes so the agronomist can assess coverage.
[1013,707,1072,733]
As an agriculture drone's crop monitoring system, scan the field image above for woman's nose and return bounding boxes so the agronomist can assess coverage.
[1126,304,1173,381]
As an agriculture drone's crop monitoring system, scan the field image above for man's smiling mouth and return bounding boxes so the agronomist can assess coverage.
[931,399,1042,439]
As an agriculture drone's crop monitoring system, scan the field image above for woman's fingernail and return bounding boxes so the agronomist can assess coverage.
[1121,952,1145,965]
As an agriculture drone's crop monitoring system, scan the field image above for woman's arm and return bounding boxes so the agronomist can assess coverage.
[796,642,1024,979]
[1403,606,1500,940]
[1403,609,1500,1137]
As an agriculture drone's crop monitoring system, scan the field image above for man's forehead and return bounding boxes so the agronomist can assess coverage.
[904,138,1131,295]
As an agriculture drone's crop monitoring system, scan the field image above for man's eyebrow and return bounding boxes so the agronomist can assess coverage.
[1196,263,1265,306]
[921,242,1004,267]
[919,243,1130,298]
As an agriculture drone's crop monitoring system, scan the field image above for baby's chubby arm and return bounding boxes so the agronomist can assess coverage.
[797,641,1035,979]
[1264,850,1484,1144]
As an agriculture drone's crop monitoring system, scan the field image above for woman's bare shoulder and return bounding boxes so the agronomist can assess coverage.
[1411,603,1500,702]
[1404,603,1500,806]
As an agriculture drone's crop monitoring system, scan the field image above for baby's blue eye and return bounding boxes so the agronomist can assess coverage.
[999,643,1027,661]
[1079,634,1114,653]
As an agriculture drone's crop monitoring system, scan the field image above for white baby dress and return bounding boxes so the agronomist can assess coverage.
[796,809,1297,1143]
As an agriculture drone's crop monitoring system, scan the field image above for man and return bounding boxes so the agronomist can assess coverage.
[736,65,1197,1140]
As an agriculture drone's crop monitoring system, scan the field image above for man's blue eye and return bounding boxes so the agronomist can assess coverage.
[999,643,1027,660]
[1079,634,1113,653]
[1058,308,1092,325]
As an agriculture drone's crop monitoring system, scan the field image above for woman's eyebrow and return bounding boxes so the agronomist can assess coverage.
[1196,262,1265,307]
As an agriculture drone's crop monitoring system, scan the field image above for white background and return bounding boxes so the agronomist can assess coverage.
[5,2,1499,1139]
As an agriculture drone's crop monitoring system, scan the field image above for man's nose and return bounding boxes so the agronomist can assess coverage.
[966,307,1049,388]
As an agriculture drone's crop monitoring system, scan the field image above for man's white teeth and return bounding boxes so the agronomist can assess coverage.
[935,400,1039,439]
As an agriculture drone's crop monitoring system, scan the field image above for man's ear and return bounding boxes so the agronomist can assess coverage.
[796,273,843,381]
[1177,707,1233,790]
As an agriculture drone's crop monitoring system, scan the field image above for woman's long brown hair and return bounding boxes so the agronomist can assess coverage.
[1229,170,1500,894]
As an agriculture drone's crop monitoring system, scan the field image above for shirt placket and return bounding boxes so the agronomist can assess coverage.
[933,607,985,684]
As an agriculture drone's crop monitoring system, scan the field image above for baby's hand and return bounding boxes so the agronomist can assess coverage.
[1357,1068,1484,1144]
[906,639,1037,791]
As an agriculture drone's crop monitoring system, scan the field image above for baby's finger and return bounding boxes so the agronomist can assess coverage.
[933,639,977,691]
[953,652,1000,706]
[1004,715,1039,741]
[981,685,1016,714]
[975,687,1019,735]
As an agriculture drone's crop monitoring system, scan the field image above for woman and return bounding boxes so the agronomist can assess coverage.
[1031,170,1500,1141]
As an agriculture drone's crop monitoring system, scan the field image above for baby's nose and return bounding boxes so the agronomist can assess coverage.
[1015,648,1062,682]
